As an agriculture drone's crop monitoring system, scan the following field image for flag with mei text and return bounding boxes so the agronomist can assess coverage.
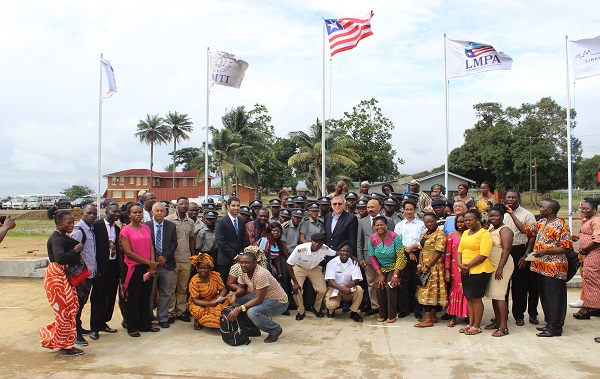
[325,11,374,57]
[569,35,600,80]
[100,59,117,99]
[209,51,249,89]
[446,38,512,78]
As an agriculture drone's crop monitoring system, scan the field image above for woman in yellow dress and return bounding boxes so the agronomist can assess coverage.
[188,253,230,330]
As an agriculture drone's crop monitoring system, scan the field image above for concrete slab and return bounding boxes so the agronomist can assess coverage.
[0,277,599,378]
[0,258,48,277]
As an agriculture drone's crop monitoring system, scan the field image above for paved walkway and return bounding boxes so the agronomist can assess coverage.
[1,277,599,378]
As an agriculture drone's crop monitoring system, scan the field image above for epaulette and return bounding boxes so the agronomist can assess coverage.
[298,247,307,252]
[322,244,330,249]
[282,221,290,228]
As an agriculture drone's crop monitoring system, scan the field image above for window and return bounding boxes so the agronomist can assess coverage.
[120,177,125,185]
[136,177,141,185]
[113,190,122,198]
[193,179,198,185]
[125,190,135,199]
[112,177,118,185]
[183,178,188,186]
[156,178,160,187]
[143,177,148,185]
[129,177,134,184]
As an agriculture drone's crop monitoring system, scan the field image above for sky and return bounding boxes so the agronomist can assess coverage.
[1,0,600,197]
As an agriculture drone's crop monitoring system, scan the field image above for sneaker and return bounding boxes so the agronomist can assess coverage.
[264,328,282,343]
[75,336,88,346]
[569,300,584,308]
[59,347,85,356]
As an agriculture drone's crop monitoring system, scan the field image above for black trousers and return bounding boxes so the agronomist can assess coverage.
[537,274,567,332]
[398,258,421,314]
[90,260,120,331]
[218,263,233,285]
[507,245,540,319]
[125,264,152,333]
[76,278,93,335]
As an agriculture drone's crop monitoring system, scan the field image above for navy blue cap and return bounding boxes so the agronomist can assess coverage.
[239,206,252,216]
[280,209,292,219]
[357,199,368,208]
[345,192,358,200]
[403,193,419,202]
[307,203,320,211]
[291,208,304,218]
[384,197,397,206]
[432,199,446,207]
[269,199,282,207]
[370,192,385,200]
[203,203,217,211]
[294,196,307,203]
[204,210,218,219]
[389,192,404,200]
[318,196,331,205]
[249,199,263,208]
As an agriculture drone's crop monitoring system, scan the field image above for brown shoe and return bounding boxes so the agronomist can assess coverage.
[515,319,525,326]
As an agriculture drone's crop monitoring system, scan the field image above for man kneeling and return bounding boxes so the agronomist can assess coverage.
[228,252,289,343]
[325,242,364,322]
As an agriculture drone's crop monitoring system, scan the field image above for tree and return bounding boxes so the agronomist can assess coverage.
[164,111,194,188]
[62,185,95,200]
[329,98,403,182]
[575,155,600,189]
[288,119,359,195]
[168,147,205,172]
[135,114,171,188]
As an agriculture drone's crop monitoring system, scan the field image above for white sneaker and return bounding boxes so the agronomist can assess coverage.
[569,299,584,308]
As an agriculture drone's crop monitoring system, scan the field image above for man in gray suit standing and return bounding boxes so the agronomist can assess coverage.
[357,199,393,315]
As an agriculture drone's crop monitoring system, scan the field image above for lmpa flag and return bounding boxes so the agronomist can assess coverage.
[569,35,600,80]
[100,59,117,99]
[209,51,249,89]
[446,39,512,78]
[325,11,374,57]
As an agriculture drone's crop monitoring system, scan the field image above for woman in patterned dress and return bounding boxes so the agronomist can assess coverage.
[188,253,230,329]
[444,214,468,327]
[414,213,447,327]
[40,210,85,356]
[475,181,495,229]
[574,198,600,321]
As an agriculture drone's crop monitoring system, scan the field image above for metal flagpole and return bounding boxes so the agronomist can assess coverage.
[565,36,573,230]
[205,47,210,202]
[97,52,103,218]
[322,19,327,196]
[443,34,449,194]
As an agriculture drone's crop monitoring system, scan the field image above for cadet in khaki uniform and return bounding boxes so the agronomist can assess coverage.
[195,210,218,262]
[299,203,324,244]
[281,208,303,254]
[286,233,336,320]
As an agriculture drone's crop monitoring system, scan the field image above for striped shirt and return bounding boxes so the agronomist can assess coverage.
[238,265,288,304]
[504,206,536,246]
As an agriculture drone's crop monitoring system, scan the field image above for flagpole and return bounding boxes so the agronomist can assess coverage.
[443,34,449,195]
[321,19,327,196]
[205,47,210,201]
[565,36,573,230]
[97,52,103,218]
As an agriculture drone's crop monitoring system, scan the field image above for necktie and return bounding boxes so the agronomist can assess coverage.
[156,224,162,255]
[233,218,239,235]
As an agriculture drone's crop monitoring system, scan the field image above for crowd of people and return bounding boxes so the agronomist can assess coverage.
[36,179,600,356]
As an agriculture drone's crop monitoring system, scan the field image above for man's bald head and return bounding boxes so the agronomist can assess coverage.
[367,199,381,216]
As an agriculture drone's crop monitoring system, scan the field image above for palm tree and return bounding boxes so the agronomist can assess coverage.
[135,114,171,188]
[288,119,359,195]
[164,111,194,188]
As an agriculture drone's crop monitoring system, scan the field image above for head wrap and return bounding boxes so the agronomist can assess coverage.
[243,245,266,265]
[190,253,214,269]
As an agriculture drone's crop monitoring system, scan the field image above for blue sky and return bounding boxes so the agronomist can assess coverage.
[1,0,599,197]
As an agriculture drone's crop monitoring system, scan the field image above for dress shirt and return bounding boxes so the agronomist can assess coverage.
[331,212,342,232]
[286,242,336,270]
[70,220,97,278]
[152,219,164,255]
[325,256,363,286]
[393,218,425,247]
[103,218,117,260]
[504,206,536,246]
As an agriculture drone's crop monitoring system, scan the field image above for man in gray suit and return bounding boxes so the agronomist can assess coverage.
[357,199,393,315]
[144,202,178,329]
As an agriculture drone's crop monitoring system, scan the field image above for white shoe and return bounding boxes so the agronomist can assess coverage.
[569,299,584,308]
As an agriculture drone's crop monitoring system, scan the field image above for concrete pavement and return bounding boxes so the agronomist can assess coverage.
[1,277,599,379]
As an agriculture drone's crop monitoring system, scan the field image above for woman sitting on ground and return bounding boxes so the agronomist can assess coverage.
[188,253,230,330]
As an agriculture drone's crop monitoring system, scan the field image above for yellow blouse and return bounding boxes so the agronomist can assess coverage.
[458,228,494,274]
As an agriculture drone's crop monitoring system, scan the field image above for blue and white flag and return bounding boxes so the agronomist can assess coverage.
[446,38,512,78]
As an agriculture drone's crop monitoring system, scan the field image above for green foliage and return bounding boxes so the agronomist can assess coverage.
[575,155,600,189]
[449,97,581,192]
[329,98,402,182]
[168,147,205,172]
[62,184,94,200]
[164,111,194,175]
[135,114,171,184]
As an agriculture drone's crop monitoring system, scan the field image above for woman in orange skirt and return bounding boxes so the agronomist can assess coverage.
[188,253,230,329]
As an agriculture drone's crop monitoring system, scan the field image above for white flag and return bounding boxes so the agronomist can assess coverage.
[100,59,117,99]
[446,38,513,79]
[569,35,600,81]
[209,51,249,89]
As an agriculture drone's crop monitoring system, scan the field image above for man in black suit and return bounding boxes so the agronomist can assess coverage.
[89,203,121,340]
[324,195,358,255]
[144,202,178,328]
[215,196,248,283]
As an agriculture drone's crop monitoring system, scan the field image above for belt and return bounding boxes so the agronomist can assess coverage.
[512,244,527,248]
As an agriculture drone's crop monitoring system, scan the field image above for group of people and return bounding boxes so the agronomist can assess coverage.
[37,179,600,356]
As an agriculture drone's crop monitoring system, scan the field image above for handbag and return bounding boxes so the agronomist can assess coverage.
[65,262,91,286]
[416,270,431,287]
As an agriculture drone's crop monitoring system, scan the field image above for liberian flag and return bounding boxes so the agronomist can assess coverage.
[325,11,374,57]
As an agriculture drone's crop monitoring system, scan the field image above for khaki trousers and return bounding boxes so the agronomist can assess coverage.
[325,286,364,313]
[292,266,327,314]
[169,262,191,317]
[365,264,379,309]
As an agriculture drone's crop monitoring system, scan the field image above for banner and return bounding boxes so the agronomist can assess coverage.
[325,11,374,57]
[446,39,512,78]
[100,59,117,99]
[209,51,249,89]
[569,35,600,80]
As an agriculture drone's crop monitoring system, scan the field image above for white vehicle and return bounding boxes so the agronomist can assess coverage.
[1,200,11,209]
[27,193,65,209]
[11,195,29,210]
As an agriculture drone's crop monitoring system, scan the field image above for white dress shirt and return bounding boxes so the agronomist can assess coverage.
[325,256,363,286]
[287,242,336,270]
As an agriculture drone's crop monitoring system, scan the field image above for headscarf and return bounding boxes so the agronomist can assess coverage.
[243,245,266,265]
[190,253,214,269]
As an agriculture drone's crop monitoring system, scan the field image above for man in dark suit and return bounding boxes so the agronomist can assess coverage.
[89,203,121,340]
[324,195,358,255]
[144,202,178,328]
[215,196,248,283]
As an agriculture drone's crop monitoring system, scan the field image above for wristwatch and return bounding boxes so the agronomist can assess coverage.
[241,305,247,312]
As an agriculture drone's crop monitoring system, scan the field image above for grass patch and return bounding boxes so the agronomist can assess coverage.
[6,231,51,238]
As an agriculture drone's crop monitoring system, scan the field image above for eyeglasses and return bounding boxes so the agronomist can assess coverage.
[331,202,343,206]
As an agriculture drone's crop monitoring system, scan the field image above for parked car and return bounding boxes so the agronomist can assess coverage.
[99,198,115,208]
[56,198,72,209]
[1,199,11,210]
[71,197,94,208]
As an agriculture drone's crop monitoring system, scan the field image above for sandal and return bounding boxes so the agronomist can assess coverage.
[465,327,482,335]
[484,322,499,330]
[459,326,472,333]
[447,320,457,327]
[492,328,509,337]
[128,331,141,337]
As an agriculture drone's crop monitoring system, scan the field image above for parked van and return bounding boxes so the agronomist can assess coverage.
[27,194,65,209]
[11,195,29,210]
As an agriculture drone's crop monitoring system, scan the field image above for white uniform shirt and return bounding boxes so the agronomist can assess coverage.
[286,242,336,270]
[325,256,363,286]
[394,218,425,247]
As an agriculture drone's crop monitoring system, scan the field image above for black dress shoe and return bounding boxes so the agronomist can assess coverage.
[89,331,99,340]
[80,329,91,336]
[295,313,305,321]
[177,314,191,322]
[327,310,335,318]
[350,312,363,323]
[101,326,118,333]
[264,328,282,343]
[398,311,410,318]
[537,329,561,337]
[282,310,290,316]
[168,316,175,324]
[75,335,88,346]
[159,322,170,328]
[365,308,379,316]
[536,325,549,331]
[314,310,324,318]
[141,327,161,332]
[594,337,600,343]
[529,316,539,325]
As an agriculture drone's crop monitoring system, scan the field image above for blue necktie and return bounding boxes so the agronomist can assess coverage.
[156,224,162,255]
[233,218,239,235]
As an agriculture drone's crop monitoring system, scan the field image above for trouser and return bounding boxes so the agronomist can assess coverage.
[365,265,379,309]
[169,262,191,317]
[326,286,364,313]
[76,278,93,335]
[237,294,288,335]
[150,267,175,322]
[90,261,119,331]
[279,262,294,310]
[537,274,567,332]
[126,265,152,333]
[398,258,421,314]
[218,263,232,285]
[377,271,400,320]
[292,266,327,314]
[508,245,540,319]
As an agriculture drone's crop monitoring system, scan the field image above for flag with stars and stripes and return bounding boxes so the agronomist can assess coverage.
[325,12,374,57]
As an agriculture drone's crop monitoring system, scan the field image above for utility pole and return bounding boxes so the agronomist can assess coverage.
[533,158,538,205]
[529,137,533,205]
